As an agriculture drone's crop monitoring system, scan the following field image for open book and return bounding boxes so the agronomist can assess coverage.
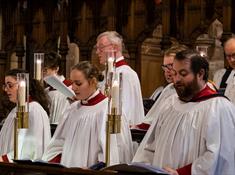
[44,75,75,98]
[13,159,65,168]
[102,162,169,174]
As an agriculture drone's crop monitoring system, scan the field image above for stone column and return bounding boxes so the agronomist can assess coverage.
[58,0,69,76]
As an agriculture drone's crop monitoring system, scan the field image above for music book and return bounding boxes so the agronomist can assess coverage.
[102,162,169,174]
[44,75,75,98]
[13,159,65,168]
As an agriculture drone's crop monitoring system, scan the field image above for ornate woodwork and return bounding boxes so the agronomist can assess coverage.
[0,0,234,113]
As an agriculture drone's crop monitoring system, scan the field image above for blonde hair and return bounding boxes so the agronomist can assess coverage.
[164,44,188,57]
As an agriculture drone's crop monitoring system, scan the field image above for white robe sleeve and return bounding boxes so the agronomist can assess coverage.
[192,98,235,175]
[119,67,145,125]
[42,110,70,161]
[143,83,175,125]
[213,69,226,88]
[98,111,134,165]
[7,102,51,161]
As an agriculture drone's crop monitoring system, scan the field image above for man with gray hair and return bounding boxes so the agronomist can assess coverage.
[96,31,144,125]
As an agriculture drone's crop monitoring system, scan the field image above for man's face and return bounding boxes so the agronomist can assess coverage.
[96,36,114,65]
[162,55,174,83]
[224,39,235,69]
[171,59,200,101]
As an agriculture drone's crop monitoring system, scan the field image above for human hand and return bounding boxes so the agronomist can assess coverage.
[67,96,78,104]
[163,166,179,175]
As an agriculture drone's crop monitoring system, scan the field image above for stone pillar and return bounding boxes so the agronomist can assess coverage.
[221,0,233,68]
[58,0,69,76]
[15,2,25,69]
[160,0,171,50]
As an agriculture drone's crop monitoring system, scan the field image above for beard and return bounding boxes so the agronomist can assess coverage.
[174,77,200,102]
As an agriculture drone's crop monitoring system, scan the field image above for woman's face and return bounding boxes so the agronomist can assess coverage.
[70,69,97,100]
[4,76,18,103]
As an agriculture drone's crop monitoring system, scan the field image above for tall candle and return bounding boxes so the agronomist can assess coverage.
[18,81,26,106]
[36,59,42,80]
[108,57,114,73]
[111,80,119,110]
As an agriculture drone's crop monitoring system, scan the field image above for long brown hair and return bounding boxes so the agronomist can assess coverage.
[5,69,50,116]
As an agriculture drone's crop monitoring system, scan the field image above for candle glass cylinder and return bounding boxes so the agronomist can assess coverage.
[104,50,116,97]
[108,72,122,116]
[34,53,44,81]
[16,73,29,129]
[105,50,116,73]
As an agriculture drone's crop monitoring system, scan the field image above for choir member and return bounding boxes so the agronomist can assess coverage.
[213,37,235,104]
[96,31,144,125]
[43,51,71,124]
[42,61,133,167]
[133,50,235,175]
[0,69,51,162]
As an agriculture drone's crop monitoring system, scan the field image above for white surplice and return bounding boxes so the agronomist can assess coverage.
[213,68,227,88]
[213,68,235,104]
[100,56,144,125]
[0,101,51,161]
[133,94,235,175]
[45,75,71,124]
[143,83,176,125]
[42,90,134,168]
[149,86,164,101]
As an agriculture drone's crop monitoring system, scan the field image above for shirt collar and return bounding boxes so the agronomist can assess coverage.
[190,84,217,102]
[116,56,124,62]
[81,90,106,106]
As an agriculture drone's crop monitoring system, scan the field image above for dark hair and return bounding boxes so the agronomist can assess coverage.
[44,51,62,75]
[5,69,50,116]
[175,49,209,81]
[5,69,28,77]
[72,61,104,82]
[29,79,50,116]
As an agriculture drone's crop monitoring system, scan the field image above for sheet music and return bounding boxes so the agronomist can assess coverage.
[44,75,75,98]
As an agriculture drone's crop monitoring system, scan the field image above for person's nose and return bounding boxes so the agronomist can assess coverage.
[173,73,181,83]
[72,83,78,91]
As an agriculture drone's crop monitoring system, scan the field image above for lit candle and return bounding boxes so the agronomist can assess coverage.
[199,51,206,57]
[36,59,42,80]
[18,80,26,106]
[108,57,114,73]
[111,80,119,110]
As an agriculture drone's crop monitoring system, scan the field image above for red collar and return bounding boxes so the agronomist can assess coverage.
[115,59,128,68]
[190,85,217,102]
[63,79,72,87]
[29,96,33,103]
[49,79,72,91]
[81,91,106,106]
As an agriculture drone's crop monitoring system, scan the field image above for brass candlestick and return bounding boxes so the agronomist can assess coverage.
[14,107,29,159]
[105,107,121,166]
[14,73,29,160]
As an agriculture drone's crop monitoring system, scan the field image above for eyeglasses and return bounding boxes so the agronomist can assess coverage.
[2,82,18,90]
[95,44,112,51]
[161,64,173,71]
[225,53,235,60]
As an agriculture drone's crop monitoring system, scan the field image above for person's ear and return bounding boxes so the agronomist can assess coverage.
[55,67,59,73]
[89,77,97,87]
[113,44,120,52]
[198,69,205,80]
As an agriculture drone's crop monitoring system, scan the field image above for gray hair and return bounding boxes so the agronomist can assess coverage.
[97,31,123,50]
